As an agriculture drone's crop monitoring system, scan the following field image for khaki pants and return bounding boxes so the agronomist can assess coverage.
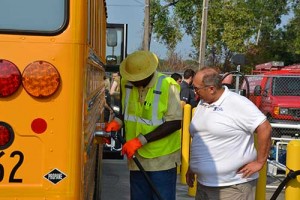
[195,180,257,200]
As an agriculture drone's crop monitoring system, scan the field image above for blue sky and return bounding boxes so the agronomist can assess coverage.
[106,0,193,59]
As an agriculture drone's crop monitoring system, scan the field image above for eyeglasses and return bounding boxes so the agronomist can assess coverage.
[193,85,209,92]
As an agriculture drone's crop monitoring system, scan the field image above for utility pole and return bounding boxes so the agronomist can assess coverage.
[256,19,263,45]
[142,1,179,51]
[143,0,150,51]
[198,0,209,69]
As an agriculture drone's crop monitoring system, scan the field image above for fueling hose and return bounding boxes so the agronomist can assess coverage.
[270,169,300,200]
[100,117,164,200]
[115,132,164,200]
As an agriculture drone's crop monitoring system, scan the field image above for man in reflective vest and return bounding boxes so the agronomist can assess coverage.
[119,50,182,200]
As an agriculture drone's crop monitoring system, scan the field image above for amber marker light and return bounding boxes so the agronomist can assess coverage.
[22,61,60,98]
[0,59,22,97]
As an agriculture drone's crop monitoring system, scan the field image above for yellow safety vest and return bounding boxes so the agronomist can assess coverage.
[121,73,181,158]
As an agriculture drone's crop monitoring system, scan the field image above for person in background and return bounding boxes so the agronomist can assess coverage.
[171,72,182,84]
[110,72,121,113]
[180,68,198,107]
[119,50,182,200]
[104,76,114,122]
[104,75,111,91]
[110,72,120,96]
[186,67,272,200]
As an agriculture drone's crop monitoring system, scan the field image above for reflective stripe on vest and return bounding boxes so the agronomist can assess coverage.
[123,75,166,126]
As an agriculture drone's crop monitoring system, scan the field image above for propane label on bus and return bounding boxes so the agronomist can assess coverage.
[44,168,66,184]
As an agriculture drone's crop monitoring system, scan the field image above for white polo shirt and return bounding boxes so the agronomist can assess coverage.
[189,86,266,186]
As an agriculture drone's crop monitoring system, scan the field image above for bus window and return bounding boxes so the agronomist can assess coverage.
[0,0,67,34]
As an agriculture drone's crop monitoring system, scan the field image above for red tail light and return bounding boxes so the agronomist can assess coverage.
[0,122,14,150]
[0,59,22,97]
[22,61,60,98]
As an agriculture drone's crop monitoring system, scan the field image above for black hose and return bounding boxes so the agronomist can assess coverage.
[222,71,250,99]
[115,132,164,200]
[270,170,300,200]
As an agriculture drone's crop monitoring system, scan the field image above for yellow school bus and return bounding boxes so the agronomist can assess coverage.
[0,0,107,199]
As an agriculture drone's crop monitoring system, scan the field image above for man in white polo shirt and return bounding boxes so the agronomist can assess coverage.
[186,67,272,200]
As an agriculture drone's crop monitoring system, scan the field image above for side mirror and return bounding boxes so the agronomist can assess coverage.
[262,90,268,97]
[253,85,262,96]
[107,29,117,47]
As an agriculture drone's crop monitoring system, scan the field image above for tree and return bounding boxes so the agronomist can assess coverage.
[282,2,300,64]
[245,1,300,68]
[158,52,198,72]
[149,0,182,52]
[150,0,292,72]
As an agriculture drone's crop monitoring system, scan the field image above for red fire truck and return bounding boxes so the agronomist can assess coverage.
[246,61,300,136]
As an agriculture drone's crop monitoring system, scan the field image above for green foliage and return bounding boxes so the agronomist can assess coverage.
[150,0,300,72]
[245,1,300,68]
[284,3,300,55]
[150,0,183,51]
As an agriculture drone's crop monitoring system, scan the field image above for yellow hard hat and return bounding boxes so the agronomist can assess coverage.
[120,51,158,81]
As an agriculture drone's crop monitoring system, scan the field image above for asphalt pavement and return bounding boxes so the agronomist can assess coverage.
[100,159,285,200]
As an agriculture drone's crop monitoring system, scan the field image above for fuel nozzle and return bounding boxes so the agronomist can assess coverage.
[105,117,123,132]
[94,117,123,138]
[94,118,123,151]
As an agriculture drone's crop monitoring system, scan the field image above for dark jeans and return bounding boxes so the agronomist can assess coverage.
[130,167,177,200]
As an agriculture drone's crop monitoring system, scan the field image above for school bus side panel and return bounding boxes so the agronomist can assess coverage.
[0,0,106,199]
